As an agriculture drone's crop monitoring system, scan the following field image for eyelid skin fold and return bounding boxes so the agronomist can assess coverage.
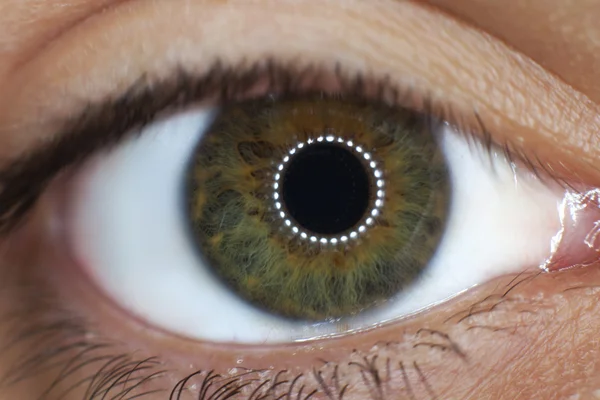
[0,1,599,187]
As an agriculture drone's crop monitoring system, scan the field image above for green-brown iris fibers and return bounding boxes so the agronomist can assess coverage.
[187,97,449,320]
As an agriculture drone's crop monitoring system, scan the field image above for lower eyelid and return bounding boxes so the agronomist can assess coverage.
[14,196,600,400]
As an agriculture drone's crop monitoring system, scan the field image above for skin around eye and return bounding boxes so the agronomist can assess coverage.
[5,1,600,399]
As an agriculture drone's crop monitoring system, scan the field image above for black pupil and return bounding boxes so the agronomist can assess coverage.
[282,143,370,235]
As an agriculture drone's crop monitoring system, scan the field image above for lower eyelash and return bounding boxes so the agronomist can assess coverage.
[0,277,167,399]
[0,244,555,400]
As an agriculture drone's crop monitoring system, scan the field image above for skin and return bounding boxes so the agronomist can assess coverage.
[1,0,600,398]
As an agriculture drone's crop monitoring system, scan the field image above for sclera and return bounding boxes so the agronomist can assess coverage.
[67,109,564,344]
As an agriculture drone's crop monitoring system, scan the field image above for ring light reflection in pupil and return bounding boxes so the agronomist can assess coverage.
[281,143,371,235]
[272,135,387,245]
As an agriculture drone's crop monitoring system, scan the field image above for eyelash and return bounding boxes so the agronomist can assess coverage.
[0,58,554,236]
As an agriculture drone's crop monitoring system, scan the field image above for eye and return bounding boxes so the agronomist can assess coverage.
[65,67,566,344]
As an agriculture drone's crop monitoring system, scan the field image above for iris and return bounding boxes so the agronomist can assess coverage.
[187,97,449,320]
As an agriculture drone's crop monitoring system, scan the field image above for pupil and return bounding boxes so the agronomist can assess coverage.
[282,143,370,235]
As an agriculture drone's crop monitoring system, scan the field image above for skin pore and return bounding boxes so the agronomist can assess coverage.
[1,0,600,398]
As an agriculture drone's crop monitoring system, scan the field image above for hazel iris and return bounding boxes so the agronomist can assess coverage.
[187,97,449,320]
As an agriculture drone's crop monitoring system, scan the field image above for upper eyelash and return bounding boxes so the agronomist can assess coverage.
[0,58,554,235]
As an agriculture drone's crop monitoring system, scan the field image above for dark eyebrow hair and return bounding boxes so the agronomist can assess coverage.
[0,60,429,235]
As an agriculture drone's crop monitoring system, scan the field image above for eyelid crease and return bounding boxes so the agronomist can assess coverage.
[0,59,568,236]
[4,0,134,78]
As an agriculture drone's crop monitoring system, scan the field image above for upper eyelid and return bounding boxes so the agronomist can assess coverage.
[0,1,588,147]
[0,0,598,215]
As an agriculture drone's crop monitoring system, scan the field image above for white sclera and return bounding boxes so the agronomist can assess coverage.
[70,110,562,344]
